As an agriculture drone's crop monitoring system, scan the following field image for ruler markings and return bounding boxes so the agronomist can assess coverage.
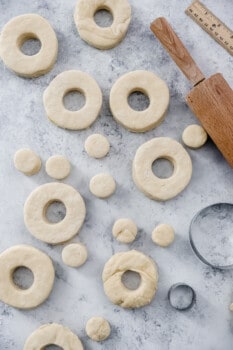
[185,1,233,55]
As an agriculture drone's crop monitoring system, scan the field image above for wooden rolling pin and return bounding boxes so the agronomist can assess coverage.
[151,17,233,167]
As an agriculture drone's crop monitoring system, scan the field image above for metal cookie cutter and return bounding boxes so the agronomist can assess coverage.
[189,203,233,269]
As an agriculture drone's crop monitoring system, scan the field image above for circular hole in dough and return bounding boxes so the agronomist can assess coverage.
[63,89,86,111]
[85,317,111,342]
[182,124,208,149]
[94,8,113,28]
[128,90,150,111]
[44,346,63,350]
[46,155,71,180]
[45,201,66,224]
[152,224,175,247]
[14,148,41,176]
[20,36,42,56]
[62,243,87,268]
[112,218,137,243]
[121,270,141,290]
[152,158,174,179]
[89,173,116,198]
[85,134,110,159]
[12,266,34,290]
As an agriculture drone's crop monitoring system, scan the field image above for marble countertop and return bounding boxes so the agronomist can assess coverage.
[0,0,233,349]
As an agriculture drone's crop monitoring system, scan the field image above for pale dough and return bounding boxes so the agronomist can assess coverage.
[182,124,208,149]
[85,134,110,159]
[43,70,102,130]
[74,0,131,49]
[229,303,233,312]
[24,183,86,244]
[102,250,158,308]
[152,224,175,247]
[14,148,41,176]
[23,323,83,350]
[112,218,137,243]
[46,155,71,180]
[0,14,58,78]
[110,70,169,132]
[0,245,54,309]
[62,243,87,267]
[86,317,111,342]
[133,137,192,201]
[89,173,116,198]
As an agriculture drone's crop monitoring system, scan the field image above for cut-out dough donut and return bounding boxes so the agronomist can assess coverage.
[89,173,116,198]
[152,224,175,247]
[112,218,137,243]
[0,245,54,309]
[85,134,110,159]
[43,70,102,130]
[133,137,192,201]
[46,155,71,180]
[0,14,58,77]
[102,250,158,308]
[14,148,41,176]
[85,317,111,342]
[74,0,131,49]
[24,183,86,244]
[23,323,83,350]
[62,243,87,267]
[110,70,169,132]
[182,124,208,149]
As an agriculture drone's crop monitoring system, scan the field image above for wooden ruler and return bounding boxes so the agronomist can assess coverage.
[185,1,233,56]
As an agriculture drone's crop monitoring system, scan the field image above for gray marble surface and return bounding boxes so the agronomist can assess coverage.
[0,0,233,349]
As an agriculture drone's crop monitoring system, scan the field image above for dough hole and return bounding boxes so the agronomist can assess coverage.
[12,267,34,290]
[152,158,174,179]
[44,346,63,350]
[45,201,66,224]
[128,90,150,111]
[20,36,42,56]
[63,90,86,111]
[94,8,113,28]
[121,270,141,290]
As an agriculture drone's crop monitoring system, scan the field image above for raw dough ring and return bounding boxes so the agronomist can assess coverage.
[0,14,58,77]
[24,182,86,245]
[110,70,169,132]
[133,137,192,201]
[74,0,131,50]
[0,245,55,309]
[43,70,102,130]
[102,250,158,308]
[24,323,83,350]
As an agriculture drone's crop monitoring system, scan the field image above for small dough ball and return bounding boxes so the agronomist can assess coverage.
[229,303,233,312]
[152,224,175,247]
[46,155,71,180]
[62,243,87,267]
[85,317,111,342]
[14,148,41,176]
[89,173,116,198]
[112,218,137,243]
[182,124,208,149]
[85,134,110,159]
